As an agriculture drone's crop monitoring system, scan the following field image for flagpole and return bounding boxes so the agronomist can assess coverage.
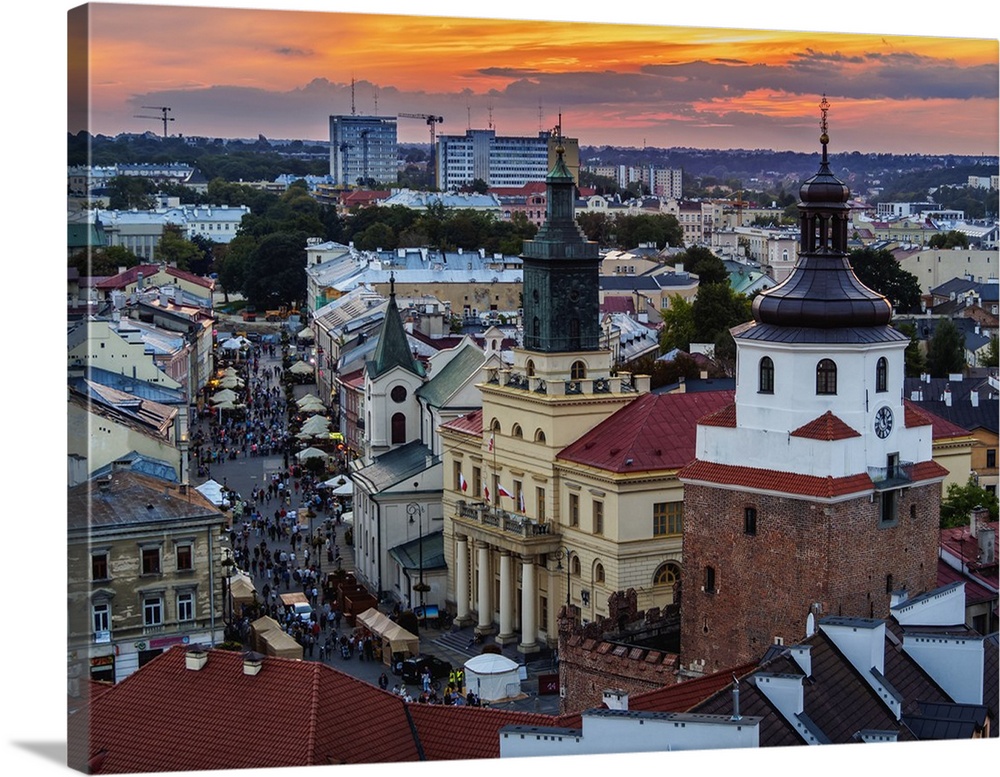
[491,429,498,509]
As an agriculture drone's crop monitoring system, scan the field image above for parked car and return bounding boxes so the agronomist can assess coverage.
[400,654,452,685]
[291,601,313,623]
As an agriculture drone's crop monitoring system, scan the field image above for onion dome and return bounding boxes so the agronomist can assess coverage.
[751,96,892,329]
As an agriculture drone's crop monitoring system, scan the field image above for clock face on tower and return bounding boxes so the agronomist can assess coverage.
[874,406,894,439]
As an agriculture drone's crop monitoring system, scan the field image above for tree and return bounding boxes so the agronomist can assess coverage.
[940,476,999,528]
[680,246,728,286]
[107,175,155,210]
[214,234,257,303]
[659,295,696,353]
[848,247,922,313]
[896,322,927,377]
[69,244,140,277]
[242,232,307,310]
[981,335,999,368]
[928,230,970,249]
[156,224,205,271]
[926,318,966,377]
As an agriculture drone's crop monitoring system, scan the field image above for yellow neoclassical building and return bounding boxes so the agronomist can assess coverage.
[438,146,733,654]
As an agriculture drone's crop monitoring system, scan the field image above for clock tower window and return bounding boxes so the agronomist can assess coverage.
[875,357,888,393]
[816,359,837,395]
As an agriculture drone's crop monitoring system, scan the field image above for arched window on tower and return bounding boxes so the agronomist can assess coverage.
[759,356,774,394]
[653,562,681,606]
[391,412,406,444]
[876,357,888,393]
[816,359,838,395]
[534,429,546,444]
[594,562,605,584]
[526,360,535,377]
[511,424,523,439]
[571,360,586,380]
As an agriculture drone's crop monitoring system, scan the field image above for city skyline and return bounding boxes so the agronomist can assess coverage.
[70,2,999,157]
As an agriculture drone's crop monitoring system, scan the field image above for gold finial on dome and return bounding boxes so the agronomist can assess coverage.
[819,94,830,146]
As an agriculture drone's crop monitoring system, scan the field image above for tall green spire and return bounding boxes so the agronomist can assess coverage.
[368,272,424,378]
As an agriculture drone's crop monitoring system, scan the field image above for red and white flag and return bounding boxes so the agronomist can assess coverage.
[487,432,495,452]
[519,490,526,512]
[483,483,490,503]
[497,484,514,499]
[459,472,468,492]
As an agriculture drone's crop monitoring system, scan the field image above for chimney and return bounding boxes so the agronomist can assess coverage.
[137,271,144,289]
[943,387,952,406]
[730,676,741,721]
[970,389,979,407]
[601,689,628,710]
[185,644,209,671]
[243,651,265,676]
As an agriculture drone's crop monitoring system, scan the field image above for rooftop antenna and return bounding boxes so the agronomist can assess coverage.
[373,85,379,115]
[467,99,471,131]
[134,106,174,138]
[351,76,356,115]
[487,100,494,131]
[538,102,544,133]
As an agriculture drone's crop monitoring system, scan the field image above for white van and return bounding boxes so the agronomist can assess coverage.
[292,601,313,622]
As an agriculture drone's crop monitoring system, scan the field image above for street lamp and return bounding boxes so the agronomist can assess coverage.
[407,496,430,618]
[554,547,571,606]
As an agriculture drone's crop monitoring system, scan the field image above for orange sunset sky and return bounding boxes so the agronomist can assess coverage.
[69,1,999,155]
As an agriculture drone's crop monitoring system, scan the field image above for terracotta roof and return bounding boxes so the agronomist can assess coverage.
[84,647,420,773]
[678,459,874,500]
[904,399,974,439]
[160,264,213,289]
[937,559,996,606]
[440,408,483,436]
[908,459,950,483]
[627,662,758,713]
[407,703,554,760]
[93,263,161,289]
[699,402,737,428]
[557,391,734,473]
[790,411,861,441]
[939,520,999,595]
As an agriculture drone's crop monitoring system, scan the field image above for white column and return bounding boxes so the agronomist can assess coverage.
[455,534,470,623]
[518,555,538,652]
[498,551,514,641]
[476,542,492,632]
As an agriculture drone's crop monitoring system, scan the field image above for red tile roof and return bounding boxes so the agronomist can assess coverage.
[84,647,420,772]
[678,459,874,499]
[937,558,996,606]
[699,402,737,428]
[627,662,759,713]
[557,391,734,473]
[407,703,555,760]
[790,411,861,441]
[939,520,999,595]
[440,408,483,436]
[160,264,213,289]
[904,399,971,438]
[94,264,161,289]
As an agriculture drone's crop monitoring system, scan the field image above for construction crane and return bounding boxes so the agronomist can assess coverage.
[134,106,174,138]
[398,113,444,188]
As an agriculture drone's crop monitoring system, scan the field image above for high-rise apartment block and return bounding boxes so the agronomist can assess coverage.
[329,115,398,187]
[436,129,579,190]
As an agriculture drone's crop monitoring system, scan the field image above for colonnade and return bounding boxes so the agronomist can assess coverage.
[454,534,546,653]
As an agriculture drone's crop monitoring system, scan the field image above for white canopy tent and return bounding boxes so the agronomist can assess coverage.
[296,326,315,341]
[221,336,251,351]
[211,388,238,404]
[288,360,314,376]
[195,479,227,506]
[296,392,322,407]
[300,416,331,434]
[296,447,329,463]
[463,653,522,702]
[323,477,354,496]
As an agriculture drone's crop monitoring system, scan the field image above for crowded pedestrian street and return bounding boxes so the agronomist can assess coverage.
[188,333,560,714]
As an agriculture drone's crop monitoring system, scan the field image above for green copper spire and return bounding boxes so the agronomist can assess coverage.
[368,272,424,378]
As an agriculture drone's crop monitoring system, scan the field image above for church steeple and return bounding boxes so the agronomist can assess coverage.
[750,96,892,330]
[520,133,602,354]
[368,271,423,378]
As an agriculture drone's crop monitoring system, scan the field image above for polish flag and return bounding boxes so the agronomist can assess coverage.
[487,433,494,452]
[519,490,526,512]
[459,472,468,492]
[498,484,514,499]
[483,483,490,503]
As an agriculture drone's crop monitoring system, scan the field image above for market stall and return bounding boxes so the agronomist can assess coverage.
[356,607,419,666]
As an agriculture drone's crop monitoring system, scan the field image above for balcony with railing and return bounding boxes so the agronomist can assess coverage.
[868,460,914,490]
[483,367,647,397]
[454,499,563,554]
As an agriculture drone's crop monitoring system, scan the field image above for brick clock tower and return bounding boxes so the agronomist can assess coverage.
[678,98,947,675]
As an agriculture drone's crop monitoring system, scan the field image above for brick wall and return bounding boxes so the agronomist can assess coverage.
[556,595,681,714]
[679,482,941,675]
